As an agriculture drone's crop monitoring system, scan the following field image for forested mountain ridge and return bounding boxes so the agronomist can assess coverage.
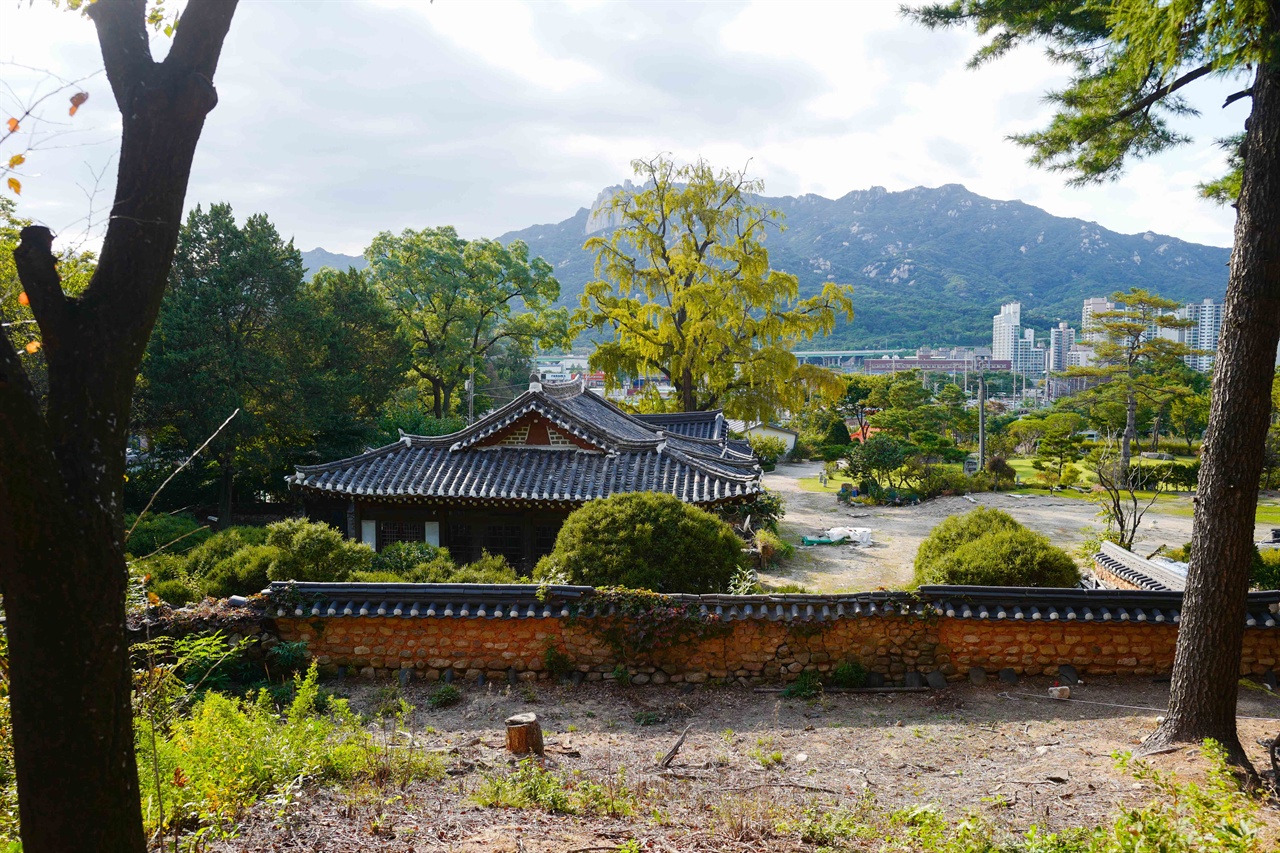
[304,183,1230,349]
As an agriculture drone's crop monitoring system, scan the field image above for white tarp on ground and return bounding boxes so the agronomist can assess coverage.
[823,527,872,545]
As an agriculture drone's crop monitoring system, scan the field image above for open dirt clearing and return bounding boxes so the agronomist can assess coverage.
[761,461,1273,593]
[213,677,1280,852]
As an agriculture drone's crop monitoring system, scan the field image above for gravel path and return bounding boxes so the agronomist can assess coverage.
[760,461,1266,593]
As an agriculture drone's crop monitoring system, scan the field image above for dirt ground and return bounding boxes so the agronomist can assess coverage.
[761,461,1272,593]
[213,676,1280,852]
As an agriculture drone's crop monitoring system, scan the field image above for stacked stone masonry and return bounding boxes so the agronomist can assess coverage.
[274,601,1280,685]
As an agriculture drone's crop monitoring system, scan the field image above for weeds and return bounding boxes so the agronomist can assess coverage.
[472,760,638,816]
[748,736,785,769]
[781,670,823,699]
[426,684,461,709]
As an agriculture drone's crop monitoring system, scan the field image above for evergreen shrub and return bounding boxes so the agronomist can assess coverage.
[535,492,743,593]
[913,507,1079,588]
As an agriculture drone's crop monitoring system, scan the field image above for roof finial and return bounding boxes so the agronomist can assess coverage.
[529,372,543,392]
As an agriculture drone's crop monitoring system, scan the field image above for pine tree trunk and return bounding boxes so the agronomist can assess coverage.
[1121,389,1137,483]
[1147,54,1280,769]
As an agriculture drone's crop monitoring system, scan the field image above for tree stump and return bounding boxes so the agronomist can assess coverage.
[505,712,544,756]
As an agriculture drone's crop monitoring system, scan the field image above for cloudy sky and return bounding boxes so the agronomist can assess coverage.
[2,0,1250,255]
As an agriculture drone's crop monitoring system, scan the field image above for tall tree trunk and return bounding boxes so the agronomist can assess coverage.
[0,3,237,849]
[1149,414,1160,452]
[681,366,695,412]
[1121,388,1137,483]
[217,447,236,529]
[431,380,443,419]
[1146,53,1280,769]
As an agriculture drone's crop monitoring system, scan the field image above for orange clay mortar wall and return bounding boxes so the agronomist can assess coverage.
[275,614,1280,684]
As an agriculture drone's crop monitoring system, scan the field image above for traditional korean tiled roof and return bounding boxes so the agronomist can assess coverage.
[266,581,1280,628]
[634,411,727,441]
[1093,541,1187,591]
[288,381,761,506]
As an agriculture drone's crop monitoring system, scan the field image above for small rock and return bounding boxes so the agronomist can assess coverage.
[968,667,987,686]
[925,671,948,690]
[398,668,411,687]
[795,753,808,763]
[1048,686,1070,700]
[1057,664,1079,685]
[227,595,249,608]
[865,672,886,688]
[904,672,924,689]
[681,683,695,695]
[507,667,518,687]
[443,669,455,684]
[998,668,1018,685]
[477,673,487,687]
[571,671,585,687]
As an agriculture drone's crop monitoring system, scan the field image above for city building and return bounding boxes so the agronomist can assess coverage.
[992,302,1021,362]
[1082,297,1114,342]
[1048,321,1075,373]
[1181,298,1224,373]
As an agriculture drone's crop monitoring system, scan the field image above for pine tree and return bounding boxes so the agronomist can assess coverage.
[909,0,1280,768]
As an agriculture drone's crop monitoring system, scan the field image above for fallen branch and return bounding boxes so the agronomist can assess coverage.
[658,724,692,769]
[724,782,840,795]
[753,686,928,694]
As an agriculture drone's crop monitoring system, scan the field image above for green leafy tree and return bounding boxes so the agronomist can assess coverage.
[140,204,313,522]
[836,374,885,442]
[910,0,1280,763]
[845,433,910,491]
[301,267,410,462]
[575,156,854,421]
[365,226,570,418]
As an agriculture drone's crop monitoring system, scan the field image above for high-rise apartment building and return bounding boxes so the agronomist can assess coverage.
[1182,298,1223,373]
[992,302,1021,362]
[1048,321,1075,373]
[1081,297,1113,342]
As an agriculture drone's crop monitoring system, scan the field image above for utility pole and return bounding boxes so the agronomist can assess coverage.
[467,355,475,424]
[977,355,988,471]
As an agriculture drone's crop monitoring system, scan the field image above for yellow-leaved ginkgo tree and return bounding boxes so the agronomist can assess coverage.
[575,156,854,424]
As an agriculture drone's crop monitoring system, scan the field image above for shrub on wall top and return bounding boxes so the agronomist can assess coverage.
[913,507,1079,588]
[535,492,743,594]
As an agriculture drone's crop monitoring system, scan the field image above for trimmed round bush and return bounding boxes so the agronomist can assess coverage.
[913,507,1079,588]
[537,492,743,593]
[264,518,373,582]
[202,544,279,599]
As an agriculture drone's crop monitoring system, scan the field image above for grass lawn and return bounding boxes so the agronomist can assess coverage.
[795,475,856,493]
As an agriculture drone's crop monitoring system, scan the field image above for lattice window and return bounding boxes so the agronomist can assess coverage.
[533,524,558,560]
[499,425,531,445]
[484,524,525,567]
[547,427,573,447]
[449,523,477,563]
[377,520,425,551]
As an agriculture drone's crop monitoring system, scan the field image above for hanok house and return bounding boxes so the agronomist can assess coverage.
[288,378,763,571]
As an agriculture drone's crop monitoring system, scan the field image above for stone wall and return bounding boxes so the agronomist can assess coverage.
[274,609,1280,684]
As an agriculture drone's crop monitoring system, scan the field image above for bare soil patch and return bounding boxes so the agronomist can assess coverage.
[213,676,1280,852]
[762,461,1271,593]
